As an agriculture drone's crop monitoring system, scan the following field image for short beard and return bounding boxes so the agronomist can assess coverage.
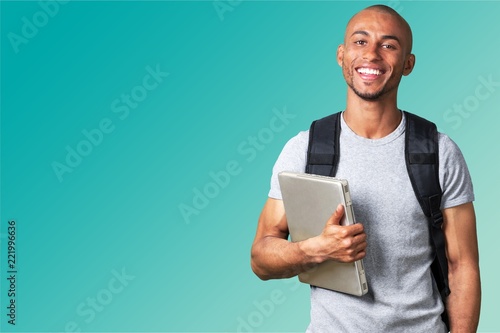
[349,83,384,101]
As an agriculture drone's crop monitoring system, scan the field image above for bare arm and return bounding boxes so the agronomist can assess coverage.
[250,198,367,280]
[443,202,481,332]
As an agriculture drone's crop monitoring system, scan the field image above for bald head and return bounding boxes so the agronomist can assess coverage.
[345,5,413,54]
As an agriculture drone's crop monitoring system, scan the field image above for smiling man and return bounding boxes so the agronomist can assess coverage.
[251,5,481,333]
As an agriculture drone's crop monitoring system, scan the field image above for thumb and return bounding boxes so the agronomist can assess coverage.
[326,204,344,226]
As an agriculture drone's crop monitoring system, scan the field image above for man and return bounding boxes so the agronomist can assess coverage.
[250,5,481,333]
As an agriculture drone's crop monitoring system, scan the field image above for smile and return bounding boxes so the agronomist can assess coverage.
[356,67,384,76]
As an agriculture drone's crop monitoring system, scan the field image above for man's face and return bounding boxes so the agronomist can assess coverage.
[337,9,415,101]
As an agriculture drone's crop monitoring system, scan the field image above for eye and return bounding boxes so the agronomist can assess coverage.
[354,40,367,46]
[382,44,396,50]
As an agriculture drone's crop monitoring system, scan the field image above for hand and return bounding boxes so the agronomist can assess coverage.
[314,204,367,263]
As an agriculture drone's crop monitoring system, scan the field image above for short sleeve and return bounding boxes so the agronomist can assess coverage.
[438,133,475,209]
[268,131,309,199]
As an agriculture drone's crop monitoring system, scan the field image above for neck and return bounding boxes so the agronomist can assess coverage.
[343,90,402,139]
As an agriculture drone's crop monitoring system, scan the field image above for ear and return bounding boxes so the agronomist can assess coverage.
[336,44,344,67]
[402,54,416,76]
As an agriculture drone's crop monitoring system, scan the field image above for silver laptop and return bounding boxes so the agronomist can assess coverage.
[278,171,368,296]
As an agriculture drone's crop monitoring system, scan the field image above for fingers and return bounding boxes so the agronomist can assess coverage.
[326,205,363,232]
[326,204,345,226]
[350,248,366,262]
[339,232,367,259]
[320,209,367,262]
[350,235,367,260]
[326,209,364,237]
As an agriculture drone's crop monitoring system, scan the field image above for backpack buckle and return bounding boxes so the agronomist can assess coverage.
[428,194,443,228]
[430,211,444,228]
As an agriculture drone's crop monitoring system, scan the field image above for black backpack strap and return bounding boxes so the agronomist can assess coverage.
[306,112,342,177]
[404,111,450,330]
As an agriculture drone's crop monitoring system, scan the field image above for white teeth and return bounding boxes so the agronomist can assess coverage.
[357,68,382,75]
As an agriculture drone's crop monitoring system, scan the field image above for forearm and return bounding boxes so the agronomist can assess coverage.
[447,261,481,333]
[251,199,366,280]
[251,236,322,280]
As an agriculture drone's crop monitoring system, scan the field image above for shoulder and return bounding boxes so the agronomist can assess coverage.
[436,132,475,208]
[273,130,310,170]
[405,111,463,159]
[437,132,466,163]
[268,130,309,199]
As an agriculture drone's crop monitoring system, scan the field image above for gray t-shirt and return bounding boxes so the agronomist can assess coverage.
[268,112,474,333]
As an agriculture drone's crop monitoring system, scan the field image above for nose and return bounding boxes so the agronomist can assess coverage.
[363,44,381,61]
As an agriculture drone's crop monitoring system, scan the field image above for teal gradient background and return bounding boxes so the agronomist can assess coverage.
[1,1,499,332]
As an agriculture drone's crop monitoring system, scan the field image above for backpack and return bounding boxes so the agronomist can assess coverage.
[305,111,450,330]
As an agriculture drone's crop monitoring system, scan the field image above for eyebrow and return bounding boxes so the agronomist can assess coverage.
[351,30,401,44]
